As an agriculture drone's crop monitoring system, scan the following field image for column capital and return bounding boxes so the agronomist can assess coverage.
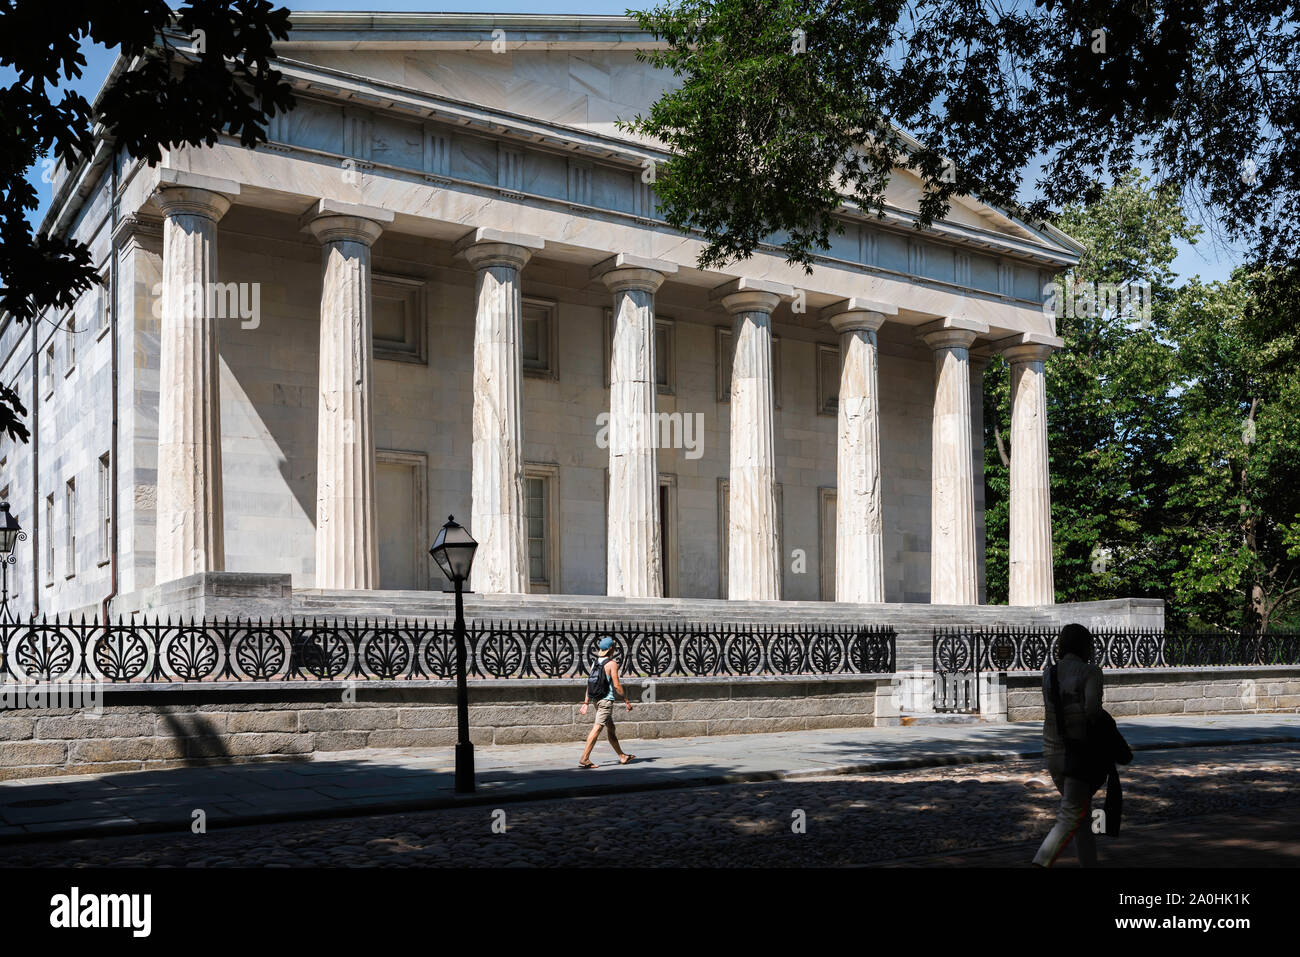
[591,253,677,294]
[823,297,896,333]
[301,199,393,247]
[153,169,240,222]
[154,169,238,221]
[155,186,233,223]
[918,316,989,351]
[710,277,793,316]
[996,331,1064,364]
[454,227,544,270]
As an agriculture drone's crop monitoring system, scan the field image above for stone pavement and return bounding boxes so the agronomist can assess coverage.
[877,803,1300,867]
[0,713,1296,843]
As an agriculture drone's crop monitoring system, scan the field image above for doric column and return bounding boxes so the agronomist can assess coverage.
[153,174,238,583]
[454,228,544,594]
[593,254,678,597]
[711,277,792,601]
[919,317,989,605]
[304,200,394,590]
[822,298,896,603]
[1001,333,1063,605]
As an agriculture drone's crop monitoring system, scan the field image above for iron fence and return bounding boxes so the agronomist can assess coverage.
[932,626,1300,713]
[0,616,896,684]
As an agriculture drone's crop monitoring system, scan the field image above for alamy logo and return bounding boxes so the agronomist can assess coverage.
[0,681,103,716]
[150,281,261,329]
[1042,277,1152,327]
[49,887,151,937]
[595,411,704,460]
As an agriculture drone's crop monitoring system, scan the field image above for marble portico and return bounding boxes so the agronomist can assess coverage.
[3,12,1166,636]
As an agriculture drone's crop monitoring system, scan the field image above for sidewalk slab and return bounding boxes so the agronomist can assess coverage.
[0,714,1296,843]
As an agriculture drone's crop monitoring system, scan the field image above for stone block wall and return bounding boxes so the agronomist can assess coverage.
[0,675,889,781]
[1004,666,1300,721]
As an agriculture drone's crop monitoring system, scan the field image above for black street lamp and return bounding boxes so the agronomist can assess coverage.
[430,515,479,794]
[0,503,26,624]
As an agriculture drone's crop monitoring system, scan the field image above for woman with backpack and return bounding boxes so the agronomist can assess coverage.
[578,636,635,769]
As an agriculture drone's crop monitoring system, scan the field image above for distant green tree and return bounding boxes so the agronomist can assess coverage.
[1164,270,1300,630]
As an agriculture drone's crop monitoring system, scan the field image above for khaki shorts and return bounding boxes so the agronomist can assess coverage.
[593,699,615,729]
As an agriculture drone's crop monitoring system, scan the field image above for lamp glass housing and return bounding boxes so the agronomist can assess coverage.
[0,504,21,559]
[430,516,478,585]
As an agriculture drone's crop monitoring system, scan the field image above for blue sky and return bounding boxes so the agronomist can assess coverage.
[16,0,1242,282]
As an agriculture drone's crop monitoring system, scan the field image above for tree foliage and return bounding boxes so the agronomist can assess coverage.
[0,0,293,442]
[983,172,1300,629]
[984,171,1191,610]
[629,0,1300,271]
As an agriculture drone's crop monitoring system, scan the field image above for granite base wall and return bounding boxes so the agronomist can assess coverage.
[0,675,895,781]
[1004,666,1300,721]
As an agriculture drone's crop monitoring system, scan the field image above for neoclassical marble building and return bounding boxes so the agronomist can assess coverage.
[1,12,1091,622]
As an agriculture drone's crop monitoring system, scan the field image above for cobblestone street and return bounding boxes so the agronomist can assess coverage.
[3,744,1296,867]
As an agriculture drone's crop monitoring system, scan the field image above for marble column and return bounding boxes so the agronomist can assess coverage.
[594,254,678,597]
[1002,334,1062,606]
[919,317,989,605]
[154,183,234,583]
[712,278,792,601]
[454,228,544,594]
[304,202,393,590]
[822,299,895,603]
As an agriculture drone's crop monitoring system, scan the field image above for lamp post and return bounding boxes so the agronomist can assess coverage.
[430,515,479,794]
[0,503,26,624]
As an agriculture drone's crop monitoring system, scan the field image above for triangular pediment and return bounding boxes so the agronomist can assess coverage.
[275,12,1081,263]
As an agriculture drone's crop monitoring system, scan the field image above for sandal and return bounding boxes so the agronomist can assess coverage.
[578,760,598,769]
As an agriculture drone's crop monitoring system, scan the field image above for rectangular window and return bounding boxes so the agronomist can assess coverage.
[526,476,546,584]
[64,479,76,578]
[658,475,677,597]
[97,273,111,339]
[522,297,557,378]
[654,318,675,394]
[98,453,111,565]
[716,327,781,408]
[816,343,841,416]
[65,313,76,374]
[371,274,427,364]
[43,344,54,397]
[819,488,837,601]
[524,464,560,592]
[44,494,54,586]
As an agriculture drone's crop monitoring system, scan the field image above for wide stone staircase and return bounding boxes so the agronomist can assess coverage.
[287,589,1091,674]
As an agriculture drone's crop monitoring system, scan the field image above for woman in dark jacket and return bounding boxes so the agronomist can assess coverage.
[1032,623,1104,867]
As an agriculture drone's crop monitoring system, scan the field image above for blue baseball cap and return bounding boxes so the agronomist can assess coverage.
[597,637,614,650]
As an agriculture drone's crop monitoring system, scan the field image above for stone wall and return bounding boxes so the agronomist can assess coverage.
[3,664,1297,780]
[0,675,892,781]
[1004,666,1300,721]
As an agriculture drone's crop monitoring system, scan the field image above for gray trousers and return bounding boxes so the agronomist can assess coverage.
[1032,755,1098,867]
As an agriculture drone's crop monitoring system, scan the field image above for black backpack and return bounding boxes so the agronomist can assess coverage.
[587,656,612,700]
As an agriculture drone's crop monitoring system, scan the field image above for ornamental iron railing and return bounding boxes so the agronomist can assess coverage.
[932,627,1300,713]
[0,616,896,684]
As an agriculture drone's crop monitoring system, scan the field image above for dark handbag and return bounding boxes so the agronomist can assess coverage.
[1103,767,1123,836]
[1092,709,1133,766]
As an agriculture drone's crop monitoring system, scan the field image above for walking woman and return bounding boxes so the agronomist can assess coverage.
[1033,623,1107,867]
